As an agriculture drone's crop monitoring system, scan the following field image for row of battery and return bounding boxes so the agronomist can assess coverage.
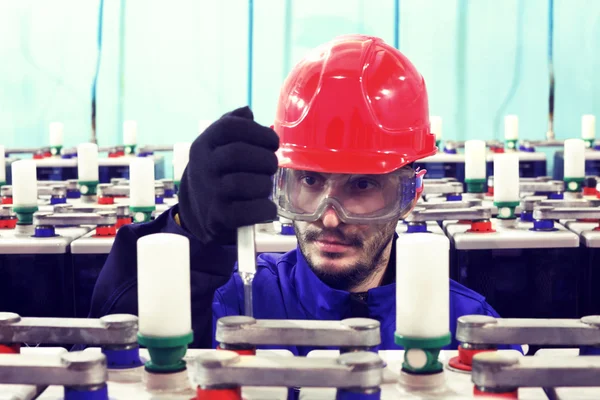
[0,173,598,324]
[417,114,600,181]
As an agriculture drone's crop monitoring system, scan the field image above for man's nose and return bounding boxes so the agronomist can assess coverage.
[321,206,341,228]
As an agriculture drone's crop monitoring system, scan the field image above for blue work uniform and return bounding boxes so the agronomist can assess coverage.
[89,205,505,355]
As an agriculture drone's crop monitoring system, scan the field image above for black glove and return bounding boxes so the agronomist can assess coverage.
[178,106,280,245]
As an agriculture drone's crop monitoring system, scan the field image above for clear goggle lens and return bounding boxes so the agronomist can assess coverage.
[273,167,424,224]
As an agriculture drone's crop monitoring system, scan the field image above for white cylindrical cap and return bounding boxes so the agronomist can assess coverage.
[564,138,586,179]
[137,233,191,337]
[130,157,155,207]
[430,116,442,141]
[12,160,38,207]
[198,119,212,134]
[49,122,64,147]
[123,120,137,146]
[396,233,449,338]
[504,115,519,140]
[465,140,487,180]
[0,145,5,183]
[493,153,520,203]
[582,115,596,140]
[173,142,192,182]
[77,143,99,182]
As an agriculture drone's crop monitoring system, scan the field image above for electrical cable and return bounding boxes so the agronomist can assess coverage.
[91,0,105,145]
[247,0,254,108]
[493,0,524,141]
[547,0,555,139]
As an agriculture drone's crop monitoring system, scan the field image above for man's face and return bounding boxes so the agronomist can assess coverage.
[294,213,397,291]
[281,167,420,291]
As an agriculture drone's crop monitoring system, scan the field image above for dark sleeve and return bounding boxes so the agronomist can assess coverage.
[88,205,238,348]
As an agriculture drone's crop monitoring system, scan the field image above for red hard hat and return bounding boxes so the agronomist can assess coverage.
[273,34,436,175]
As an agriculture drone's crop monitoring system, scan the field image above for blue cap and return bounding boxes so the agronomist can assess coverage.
[34,226,56,238]
[281,224,295,236]
[102,346,144,369]
[64,384,108,400]
[532,219,556,231]
[520,210,534,222]
[446,194,463,201]
[50,196,67,205]
[407,223,428,233]
[548,192,564,200]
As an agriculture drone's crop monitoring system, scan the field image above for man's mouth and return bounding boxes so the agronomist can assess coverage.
[313,237,353,253]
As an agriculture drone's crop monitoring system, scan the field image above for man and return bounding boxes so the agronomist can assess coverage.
[90,34,502,354]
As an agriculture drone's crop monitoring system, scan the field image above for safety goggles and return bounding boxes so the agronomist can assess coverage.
[273,167,425,224]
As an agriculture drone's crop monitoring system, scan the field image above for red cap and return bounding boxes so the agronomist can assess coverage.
[0,219,17,229]
[0,344,20,354]
[116,217,132,229]
[196,387,241,400]
[273,34,435,174]
[97,196,114,205]
[95,225,117,237]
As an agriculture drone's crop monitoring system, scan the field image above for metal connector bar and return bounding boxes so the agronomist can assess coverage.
[456,315,600,346]
[216,316,380,347]
[539,199,600,208]
[533,206,600,221]
[521,139,565,147]
[418,199,482,209]
[33,211,117,227]
[0,313,138,345]
[4,147,44,155]
[520,196,548,212]
[0,352,107,387]
[52,204,130,217]
[520,180,564,193]
[472,352,600,389]
[194,350,384,389]
[405,206,492,222]
[423,178,458,184]
[422,181,464,195]
[138,145,173,153]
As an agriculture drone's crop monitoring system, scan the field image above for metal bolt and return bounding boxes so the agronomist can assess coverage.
[472,352,519,367]
[0,312,20,325]
[337,351,384,371]
[581,316,600,328]
[195,350,240,368]
[61,351,107,370]
[100,314,138,330]
[217,316,256,330]
[458,315,497,327]
[341,318,380,331]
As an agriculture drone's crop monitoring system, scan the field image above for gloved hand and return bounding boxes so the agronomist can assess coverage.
[178,106,280,245]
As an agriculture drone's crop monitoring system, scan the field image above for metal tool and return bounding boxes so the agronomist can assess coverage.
[216,316,380,350]
[194,350,383,390]
[237,226,257,317]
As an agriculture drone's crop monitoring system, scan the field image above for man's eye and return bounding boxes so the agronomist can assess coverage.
[302,176,320,186]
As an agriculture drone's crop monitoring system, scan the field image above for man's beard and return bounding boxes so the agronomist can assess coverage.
[295,222,393,291]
